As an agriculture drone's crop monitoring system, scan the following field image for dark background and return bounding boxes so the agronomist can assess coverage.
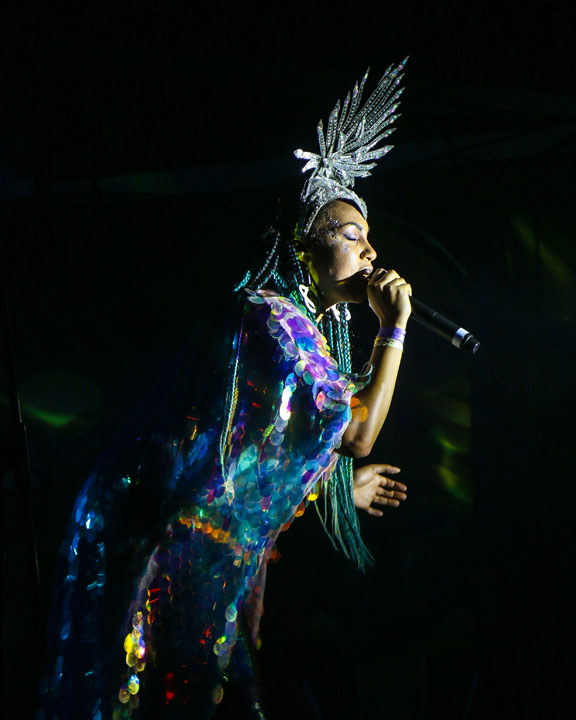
[2,1,576,718]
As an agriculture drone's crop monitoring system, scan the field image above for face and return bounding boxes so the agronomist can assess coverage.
[304,200,377,309]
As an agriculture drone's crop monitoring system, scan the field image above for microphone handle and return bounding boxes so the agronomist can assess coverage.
[410,298,480,354]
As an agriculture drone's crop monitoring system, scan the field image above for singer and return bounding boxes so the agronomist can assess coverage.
[40,63,411,719]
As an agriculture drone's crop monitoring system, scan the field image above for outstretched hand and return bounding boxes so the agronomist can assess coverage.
[353,464,407,517]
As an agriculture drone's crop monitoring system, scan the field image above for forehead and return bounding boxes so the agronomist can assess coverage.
[324,201,369,233]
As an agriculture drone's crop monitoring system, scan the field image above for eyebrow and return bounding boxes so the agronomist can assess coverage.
[338,221,370,233]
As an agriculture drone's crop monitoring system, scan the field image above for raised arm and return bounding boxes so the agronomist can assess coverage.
[340,267,411,458]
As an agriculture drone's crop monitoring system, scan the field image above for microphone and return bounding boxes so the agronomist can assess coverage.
[410,298,480,354]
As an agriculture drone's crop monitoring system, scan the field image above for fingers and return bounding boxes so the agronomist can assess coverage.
[375,489,406,502]
[365,481,408,515]
[373,495,403,507]
[389,279,412,296]
[373,497,401,508]
[367,268,412,326]
[375,483,407,502]
[368,269,408,288]
[372,464,401,474]
[379,477,407,492]
[368,268,396,285]
[364,465,406,490]
[379,277,412,298]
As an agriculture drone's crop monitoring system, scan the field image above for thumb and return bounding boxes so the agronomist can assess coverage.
[373,464,401,474]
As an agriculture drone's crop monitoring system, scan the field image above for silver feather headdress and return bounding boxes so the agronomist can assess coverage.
[294,57,407,238]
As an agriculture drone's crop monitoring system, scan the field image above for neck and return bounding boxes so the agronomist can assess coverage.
[309,285,338,314]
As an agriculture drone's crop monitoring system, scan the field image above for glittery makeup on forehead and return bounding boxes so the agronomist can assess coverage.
[316,215,342,248]
[318,212,368,250]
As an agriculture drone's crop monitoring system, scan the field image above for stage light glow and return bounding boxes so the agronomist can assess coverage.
[0,394,75,427]
[1,371,102,429]
[25,404,77,427]
[438,465,472,504]
[422,390,471,429]
[434,429,464,454]
[511,213,573,284]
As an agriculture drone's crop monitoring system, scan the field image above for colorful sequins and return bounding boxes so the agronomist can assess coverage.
[46,290,365,718]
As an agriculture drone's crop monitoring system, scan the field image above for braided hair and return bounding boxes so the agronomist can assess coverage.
[223,200,372,570]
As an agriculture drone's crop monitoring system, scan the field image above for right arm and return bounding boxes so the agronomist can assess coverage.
[339,268,412,458]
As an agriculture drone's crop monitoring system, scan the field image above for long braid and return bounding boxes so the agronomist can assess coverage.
[225,214,372,569]
[321,311,373,569]
[234,229,282,293]
[218,316,243,487]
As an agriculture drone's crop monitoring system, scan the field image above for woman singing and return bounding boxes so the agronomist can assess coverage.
[39,59,410,720]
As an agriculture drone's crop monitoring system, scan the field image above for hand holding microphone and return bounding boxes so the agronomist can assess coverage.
[367,268,412,329]
[367,268,480,354]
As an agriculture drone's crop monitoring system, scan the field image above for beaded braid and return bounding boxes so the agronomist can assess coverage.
[226,223,372,569]
[218,314,243,490]
[318,312,373,569]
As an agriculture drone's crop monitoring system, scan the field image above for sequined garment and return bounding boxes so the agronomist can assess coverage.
[39,291,367,719]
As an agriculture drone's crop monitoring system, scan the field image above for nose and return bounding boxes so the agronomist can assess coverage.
[361,238,377,263]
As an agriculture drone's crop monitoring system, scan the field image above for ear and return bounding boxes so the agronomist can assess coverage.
[294,236,311,263]
[294,241,318,288]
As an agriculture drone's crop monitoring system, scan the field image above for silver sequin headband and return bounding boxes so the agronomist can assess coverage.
[294,58,407,238]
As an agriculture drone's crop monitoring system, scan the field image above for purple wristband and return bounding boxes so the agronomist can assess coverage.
[377,326,406,342]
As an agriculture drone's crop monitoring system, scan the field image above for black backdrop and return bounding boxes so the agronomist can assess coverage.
[2,2,576,718]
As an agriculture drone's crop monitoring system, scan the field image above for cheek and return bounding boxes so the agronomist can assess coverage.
[311,240,355,282]
[326,245,357,279]
[325,233,344,249]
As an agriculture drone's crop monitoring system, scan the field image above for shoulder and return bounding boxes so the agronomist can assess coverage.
[243,288,305,316]
[241,289,355,393]
[241,289,329,358]
[243,289,321,337]
[236,290,367,420]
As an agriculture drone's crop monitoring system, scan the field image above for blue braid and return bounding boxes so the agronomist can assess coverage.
[219,318,243,484]
[323,310,373,569]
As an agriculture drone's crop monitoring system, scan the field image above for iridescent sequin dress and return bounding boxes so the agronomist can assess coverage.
[39,291,365,719]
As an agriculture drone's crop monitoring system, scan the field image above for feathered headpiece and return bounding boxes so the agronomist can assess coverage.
[294,58,407,238]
